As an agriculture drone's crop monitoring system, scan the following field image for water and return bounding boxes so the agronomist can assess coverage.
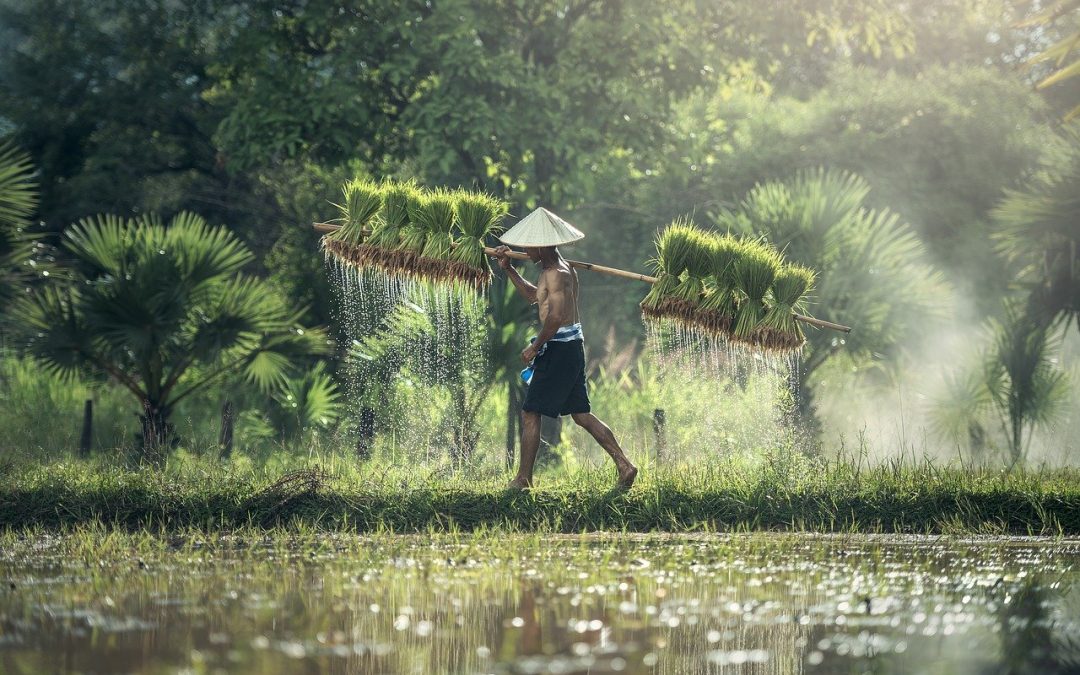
[2,533,1077,674]
[643,319,803,462]
[326,255,490,463]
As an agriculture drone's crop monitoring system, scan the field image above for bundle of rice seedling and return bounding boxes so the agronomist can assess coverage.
[414,188,458,281]
[328,178,382,245]
[698,234,743,335]
[640,218,698,322]
[732,239,782,344]
[665,228,713,326]
[447,191,508,289]
[367,179,421,274]
[398,193,433,259]
[322,178,383,267]
[758,262,815,352]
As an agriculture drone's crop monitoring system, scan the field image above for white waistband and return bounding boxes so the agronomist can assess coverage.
[549,323,583,342]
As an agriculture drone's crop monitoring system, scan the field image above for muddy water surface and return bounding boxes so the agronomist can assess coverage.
[1,533,1078,674]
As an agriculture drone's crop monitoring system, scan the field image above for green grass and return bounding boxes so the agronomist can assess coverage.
[2,452,1078,535]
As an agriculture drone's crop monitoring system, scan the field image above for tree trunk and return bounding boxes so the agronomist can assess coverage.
[450,385,472,466]
[218,400,234,460]
[536,415,562,468]
[78,399,93,458]
[653,408,667,464]
[139,401,172,463]
[355,406,376,460]
[1010,410,1024,467]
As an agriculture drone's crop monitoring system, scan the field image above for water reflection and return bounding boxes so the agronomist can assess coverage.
[1,534,1078,674]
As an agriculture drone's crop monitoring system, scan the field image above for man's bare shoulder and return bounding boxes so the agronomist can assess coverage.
[540,266,572,287]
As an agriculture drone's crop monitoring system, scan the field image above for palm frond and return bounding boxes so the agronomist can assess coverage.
[162,211,253,284]
[0,141,38,232]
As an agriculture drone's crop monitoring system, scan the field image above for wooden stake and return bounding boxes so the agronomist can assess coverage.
[313,222,852,333]
[79,399,93,457]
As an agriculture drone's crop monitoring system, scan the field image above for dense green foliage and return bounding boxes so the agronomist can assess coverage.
[993,123,1080,332]
[0,0,1078,466]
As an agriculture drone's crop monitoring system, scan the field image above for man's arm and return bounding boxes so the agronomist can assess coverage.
[494,245,537,304]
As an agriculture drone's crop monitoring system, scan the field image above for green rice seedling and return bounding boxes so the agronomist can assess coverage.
[448,190,508,289]
[640,217,698,322]
[367,180,422,274]
[398,192,433,259]
[698,234,743,336]
[732,239,782,344]
[328,178,382,246]
[668,229,713,322]
[417,188,458,279]
[322,178,384,268]
[760,263,815,352]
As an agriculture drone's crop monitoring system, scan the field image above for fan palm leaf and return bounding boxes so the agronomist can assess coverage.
[992,123,1080,331]
[0,141,40,315]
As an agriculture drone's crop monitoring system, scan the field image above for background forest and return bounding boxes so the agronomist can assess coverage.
[1,0,1078,469]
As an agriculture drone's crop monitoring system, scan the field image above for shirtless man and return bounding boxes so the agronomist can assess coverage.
[494,243,638,491]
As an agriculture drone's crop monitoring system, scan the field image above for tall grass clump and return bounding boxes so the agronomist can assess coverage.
[366,180,422,273]
[417,188,458,272]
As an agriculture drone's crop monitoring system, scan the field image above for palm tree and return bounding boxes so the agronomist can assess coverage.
[0,141,40,322]
[932,306,1070,466]
[992,123,1080,334]
[710,168,950,427]
[1020,0,1080,121]
[984,305,1070,466]
[17,212,330,457]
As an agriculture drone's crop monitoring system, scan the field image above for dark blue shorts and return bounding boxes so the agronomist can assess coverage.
[522,340,591,418]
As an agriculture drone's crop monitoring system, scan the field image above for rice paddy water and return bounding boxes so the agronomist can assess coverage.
[2,531,1077,674]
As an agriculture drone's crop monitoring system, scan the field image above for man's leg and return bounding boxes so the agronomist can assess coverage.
[571,412,638,489]
[509,410,542,489]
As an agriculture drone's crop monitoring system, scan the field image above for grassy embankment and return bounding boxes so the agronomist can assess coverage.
[3,450,1079,535]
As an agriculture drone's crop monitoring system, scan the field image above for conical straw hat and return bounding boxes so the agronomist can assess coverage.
[499,207,585,247]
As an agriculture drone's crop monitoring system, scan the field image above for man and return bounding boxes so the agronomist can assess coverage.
[493,207,638,491]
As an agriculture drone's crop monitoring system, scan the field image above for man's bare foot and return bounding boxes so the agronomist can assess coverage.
[616,464,638,491]
[507,477,533,491]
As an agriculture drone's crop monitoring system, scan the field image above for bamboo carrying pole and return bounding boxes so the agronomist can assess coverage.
[313,222,852,333]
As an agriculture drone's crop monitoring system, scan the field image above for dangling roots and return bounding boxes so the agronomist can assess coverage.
[322,238,491,291]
